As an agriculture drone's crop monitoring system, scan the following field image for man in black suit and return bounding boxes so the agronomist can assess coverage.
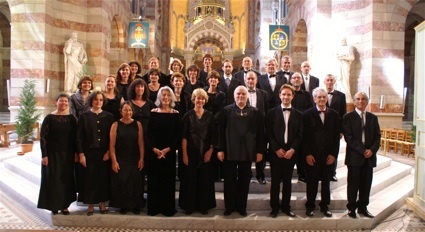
[258,58,287,108]
[234,56,261,84]
[342,92,380,219]
[303,87,340,218]
[276,55,293,82]
[217,86,266,217]
[245,71,268,185]
[289,72,313,183]
[300,61,319,92]
[199,54,214,85]
[218,59,243,105]
[324,74,347,181]
[267,84,303,218]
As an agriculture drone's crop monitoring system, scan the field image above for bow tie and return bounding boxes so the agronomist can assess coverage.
[283,71,290,75]
[282,108,291,111]
[248,89,256,93]
[244,70,250,74]
[269,74,276,78]
[318,109,327,114]
[328,92,334,95]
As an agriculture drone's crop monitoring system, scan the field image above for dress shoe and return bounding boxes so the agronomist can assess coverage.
[348,210,357,218]
[331,175,338,182]
[257,177,266,185]
[61,209,70,215]
[200,210,208,215]
[358,209,374,218]
[51,210,58,215]
[223,209,233,216]
[132,208,140,215]
[238,210,247,216]
[85,210,94,216]
[306,210,314,217]
[270,210,279,218]
[283,210,296,217]
[298,177,307,183]
[321,210,332,217]
[184,210,193,215]
[120,208,128,215]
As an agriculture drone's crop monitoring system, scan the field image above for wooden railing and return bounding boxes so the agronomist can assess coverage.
[0,122,40,147]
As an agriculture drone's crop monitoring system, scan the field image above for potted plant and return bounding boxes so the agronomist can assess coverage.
[15,79,41,154]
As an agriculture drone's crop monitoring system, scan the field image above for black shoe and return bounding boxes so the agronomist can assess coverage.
[348,210,357,218]
[184,210,193,215]
[358,209,374,218]
[257,177,266,185]
[200,210,208,215]
[298,177,306,183]
[270,210,279,218]
[283,210,295,217]
[331,175,338,182]
[306,210,314,217]
[321,210,332,217]
[61,209,70,215]
[132,208,140,215]
[85,210,94,216]
[223,209,232,216]
[51,210,58,215]
[120,208,128,215]
[238,210,247,216]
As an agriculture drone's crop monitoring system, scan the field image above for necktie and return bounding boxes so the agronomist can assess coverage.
[225,78,230,87]
[305,76,309,81]
[361,112,365,143]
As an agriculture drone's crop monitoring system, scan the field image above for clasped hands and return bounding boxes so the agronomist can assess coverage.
[153,147,170,159]
[275,148,295,159]
[306,154,335,166]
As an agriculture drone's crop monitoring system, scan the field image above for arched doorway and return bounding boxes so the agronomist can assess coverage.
[0,0,11,112]
[192,38,226,70]
[403,0,425,121]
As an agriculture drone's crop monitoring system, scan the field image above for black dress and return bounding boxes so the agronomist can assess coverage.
[76,110,114,204]
[147,111,180,216]
[37,114,77,211]
[102,94,122,121]
[117,83,130,100]
[178,110,216,213]
[131,100,155,137]
[109,120,144,209]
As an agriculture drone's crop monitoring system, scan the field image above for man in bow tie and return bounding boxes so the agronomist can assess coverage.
[276,55,293,82]
[300,61,319,92]
[302,87,340,218]
[246,71,268,185]
[258,58,287,108]
[266,84,303,218]
[219,59,243,105]
[235,56,261,84]
[324,74,347,181]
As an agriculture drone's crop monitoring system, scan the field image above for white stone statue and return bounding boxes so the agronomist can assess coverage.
[336,37,354,102]
[64,32,87,93]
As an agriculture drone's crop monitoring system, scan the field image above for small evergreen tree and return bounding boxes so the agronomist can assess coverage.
[15,79,41,144]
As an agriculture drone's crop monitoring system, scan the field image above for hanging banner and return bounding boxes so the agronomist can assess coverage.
[128,21,149,48]
[269,25,290,51]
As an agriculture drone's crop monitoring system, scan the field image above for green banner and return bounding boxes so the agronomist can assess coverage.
[269,25,290,51]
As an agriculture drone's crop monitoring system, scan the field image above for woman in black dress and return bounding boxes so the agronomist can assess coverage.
[37,93,77,215]
[102,75,123,121]
[179,88,216,215]
[147,86,180,216]
[147,68,162,103]
[184,64,205,94]
[70,76,93,119]
[128,60,143,80]
[77,91,114,216]
[109,101,145,215]
[116,63,133,100]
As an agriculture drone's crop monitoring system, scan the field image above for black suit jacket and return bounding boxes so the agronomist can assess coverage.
[302,107,340,164]
[234,70,261,84]
[218,76,243,105]
[247,88,268,115]
[342,111,381,167]
[258,73,287,108]
[301,75,319,92]
[327,90,347,119]
[276,70,293,83]
[266,106,303,159]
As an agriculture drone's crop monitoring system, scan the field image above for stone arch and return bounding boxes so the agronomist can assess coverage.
[109,15,126,72]
[291,19,307,71]
[403,0,425,121]
[188,30,230,52]
[0,0,11,112]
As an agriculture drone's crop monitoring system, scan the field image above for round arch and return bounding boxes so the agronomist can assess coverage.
[188,30,230,52]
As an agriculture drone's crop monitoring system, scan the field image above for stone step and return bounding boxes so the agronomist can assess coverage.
[0,167,51,225]
[3,152,41,186]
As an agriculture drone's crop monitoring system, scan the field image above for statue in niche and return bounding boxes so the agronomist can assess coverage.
[64,32,88,93]
[336,37,354,102]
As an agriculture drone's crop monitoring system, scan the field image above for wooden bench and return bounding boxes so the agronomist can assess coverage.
[0,122,40,147]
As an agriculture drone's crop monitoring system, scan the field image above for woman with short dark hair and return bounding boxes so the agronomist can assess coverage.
[70,75,93,119]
